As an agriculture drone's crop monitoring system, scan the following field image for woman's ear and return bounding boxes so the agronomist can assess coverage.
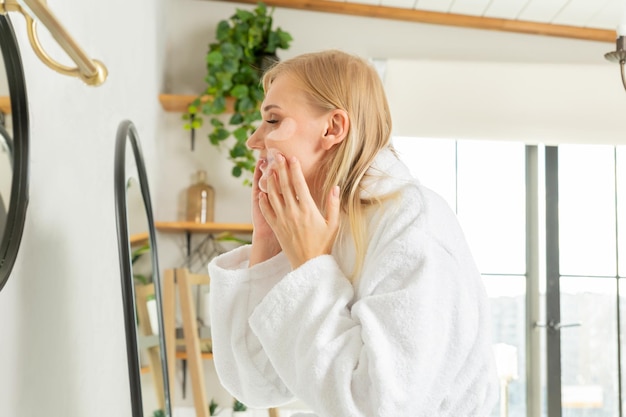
[322,109,349,150]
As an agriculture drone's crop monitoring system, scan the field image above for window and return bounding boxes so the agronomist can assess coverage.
[553,145,626,417]
[394,139,626,417]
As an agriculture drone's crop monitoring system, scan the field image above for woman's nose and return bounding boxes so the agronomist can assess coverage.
[246,128,264,150]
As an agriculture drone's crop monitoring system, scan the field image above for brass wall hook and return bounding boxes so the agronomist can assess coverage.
[0,0,107,86]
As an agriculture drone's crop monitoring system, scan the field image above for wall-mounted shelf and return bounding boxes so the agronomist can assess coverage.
[159,94,197,112]
[176,350,213,360]
[156,221,252,234]
[130,232,149,246]
[0,96,11,114]
[156,221,252,260]
[158,94,235,113]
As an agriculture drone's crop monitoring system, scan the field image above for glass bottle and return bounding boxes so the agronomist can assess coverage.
[186,170,214,223]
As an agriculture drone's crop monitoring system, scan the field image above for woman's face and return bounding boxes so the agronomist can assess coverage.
[247,74,331,197]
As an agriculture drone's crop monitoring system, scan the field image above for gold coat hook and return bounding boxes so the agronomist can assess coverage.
[0,0,107,86]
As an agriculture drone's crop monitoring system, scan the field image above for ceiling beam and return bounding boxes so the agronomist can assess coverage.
[215,0,616,43]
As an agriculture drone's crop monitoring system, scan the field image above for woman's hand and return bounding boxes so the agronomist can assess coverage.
[258,153,341,269]
[250,159,282,266]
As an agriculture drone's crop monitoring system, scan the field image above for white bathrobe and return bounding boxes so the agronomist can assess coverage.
[208,148,499,417]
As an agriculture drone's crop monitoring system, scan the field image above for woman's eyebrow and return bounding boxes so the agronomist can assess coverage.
[263,104,281,112]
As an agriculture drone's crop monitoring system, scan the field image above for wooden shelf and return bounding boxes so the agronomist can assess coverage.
[218,0,615,43]
[156,221,252,234]
[159,94,235,113]
[0,96,10,114]
[130,232,149,246]
[176,350,213,360]
[159,94,197,112]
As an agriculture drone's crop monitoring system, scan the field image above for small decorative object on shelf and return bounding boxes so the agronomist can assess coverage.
[186,170,215,224]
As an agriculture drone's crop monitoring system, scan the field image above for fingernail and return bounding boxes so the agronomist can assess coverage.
[276,153,285,163]
[333,185,340,197]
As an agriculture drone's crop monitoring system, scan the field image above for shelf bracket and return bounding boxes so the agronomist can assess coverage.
[186,232,191,268]
[182,359,187,398]
[190,115,196,151]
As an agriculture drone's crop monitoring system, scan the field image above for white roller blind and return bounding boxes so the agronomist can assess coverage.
[384,59,626,144]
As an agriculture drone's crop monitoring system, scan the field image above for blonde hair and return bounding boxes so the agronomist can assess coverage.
[262,50,393,280]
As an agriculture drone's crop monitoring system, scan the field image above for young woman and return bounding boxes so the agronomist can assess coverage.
[209,50,499,417]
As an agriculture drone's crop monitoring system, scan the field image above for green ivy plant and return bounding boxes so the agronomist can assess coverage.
[131,242,151,285]
[183,1,293,185]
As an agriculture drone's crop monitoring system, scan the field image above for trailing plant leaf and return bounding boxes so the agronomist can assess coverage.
[215,232,252,245]
[133,274,149,286]
[209,128,230,145]
[230,84,249,99]
[229,113,243,125]
[131,243,152,285]
[131,243,151,265]
[209,398,220,415]
[232,127,249,143]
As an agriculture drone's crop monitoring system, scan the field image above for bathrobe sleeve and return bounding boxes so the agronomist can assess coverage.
[209,182,499,416]
[208,245,296,407]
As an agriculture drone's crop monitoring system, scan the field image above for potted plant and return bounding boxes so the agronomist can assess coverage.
[183,1,293,184]
[232,398,248,416]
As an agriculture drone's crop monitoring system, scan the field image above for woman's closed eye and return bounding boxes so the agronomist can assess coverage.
[265,119,279,124]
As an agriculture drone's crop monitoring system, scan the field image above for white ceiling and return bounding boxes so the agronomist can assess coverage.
[332,0,625,31]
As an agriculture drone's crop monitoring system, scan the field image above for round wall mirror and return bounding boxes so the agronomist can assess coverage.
[0,13,30,292]
[114,120,171,417]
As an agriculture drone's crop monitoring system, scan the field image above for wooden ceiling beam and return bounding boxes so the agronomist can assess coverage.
[215,0,616,43]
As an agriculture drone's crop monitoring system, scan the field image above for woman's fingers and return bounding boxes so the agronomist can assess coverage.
[257,153,341,269]
[287,156,316,206]
[264,169,284,219]
[258,186,277,223]
[273,153,299,206]
[251,158,264,197]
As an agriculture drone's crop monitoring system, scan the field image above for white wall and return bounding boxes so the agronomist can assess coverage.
[0,0,623,416]
[0,0,165,416]
[385,60,626,145]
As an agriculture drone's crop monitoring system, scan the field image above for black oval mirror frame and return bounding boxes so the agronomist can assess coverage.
[114,120,171,417]
[0,14,29,292]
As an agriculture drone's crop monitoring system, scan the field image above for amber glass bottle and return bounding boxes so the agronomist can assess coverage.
[186,170,214,223]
